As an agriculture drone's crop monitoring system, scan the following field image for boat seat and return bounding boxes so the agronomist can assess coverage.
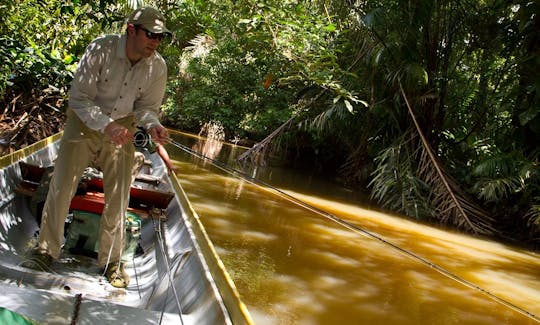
[15,162,174,219]
[14,180,39,196]
[18,161,163,186]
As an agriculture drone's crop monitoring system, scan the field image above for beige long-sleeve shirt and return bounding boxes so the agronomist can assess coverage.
[68,34,167,132]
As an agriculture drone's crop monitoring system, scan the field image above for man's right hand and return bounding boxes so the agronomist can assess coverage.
[104,122,133,145]
[148,124,169,145]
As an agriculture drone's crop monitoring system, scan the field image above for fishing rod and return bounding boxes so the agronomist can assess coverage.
[166,137,539,322]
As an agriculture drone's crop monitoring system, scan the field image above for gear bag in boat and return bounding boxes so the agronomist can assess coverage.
[64,210,143,260]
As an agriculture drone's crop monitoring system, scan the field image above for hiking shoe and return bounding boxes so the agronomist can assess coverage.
[104,262,130,288]
[21,249,53,271]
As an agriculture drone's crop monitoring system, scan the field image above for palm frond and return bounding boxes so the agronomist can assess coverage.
[399,82,496,234]
[127,0,145,10]
[471,153,530,202]
[472,154,518,178]
[340,144,372,185]
[184,34,215,58]
[524,202,540,244]
[369,131,432,219]
[306,98,354,131]
[473,177,524,202]
[417,142,495,233]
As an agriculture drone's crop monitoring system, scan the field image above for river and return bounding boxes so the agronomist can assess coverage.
[167,131,540,324]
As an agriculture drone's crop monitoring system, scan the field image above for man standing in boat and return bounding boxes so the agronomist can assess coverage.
[23,7,171,288]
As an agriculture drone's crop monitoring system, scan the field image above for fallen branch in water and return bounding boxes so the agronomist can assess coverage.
[237,116,295,166]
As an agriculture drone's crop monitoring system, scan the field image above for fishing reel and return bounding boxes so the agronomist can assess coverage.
[133,127,157,152]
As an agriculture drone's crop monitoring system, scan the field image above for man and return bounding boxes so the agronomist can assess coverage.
[23,7,171,288]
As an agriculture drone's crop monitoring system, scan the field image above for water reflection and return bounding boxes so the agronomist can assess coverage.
[191,138,223,161]
[167,132,540,324]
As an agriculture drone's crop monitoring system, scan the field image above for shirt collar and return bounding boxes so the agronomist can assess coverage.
[116,34,127,59]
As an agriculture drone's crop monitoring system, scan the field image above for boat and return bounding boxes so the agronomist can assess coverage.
[0,132,254,324]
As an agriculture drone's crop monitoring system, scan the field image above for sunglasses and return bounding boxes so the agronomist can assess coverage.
[138,27,166,41]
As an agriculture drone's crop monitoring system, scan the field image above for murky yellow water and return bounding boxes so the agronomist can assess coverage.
[167,133,540,324]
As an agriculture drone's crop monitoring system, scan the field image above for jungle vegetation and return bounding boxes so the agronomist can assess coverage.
[0,0,538,247]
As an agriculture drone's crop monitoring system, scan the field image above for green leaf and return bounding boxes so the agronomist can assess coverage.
[344,99,353,113]
[63,54,74,64]
[519,107,538,126]
[324,24,336,32]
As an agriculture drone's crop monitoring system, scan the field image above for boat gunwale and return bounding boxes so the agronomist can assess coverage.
[0,133,63,169]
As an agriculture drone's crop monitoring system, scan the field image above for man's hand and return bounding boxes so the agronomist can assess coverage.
[149,124,169,145]
[104,122,133,145]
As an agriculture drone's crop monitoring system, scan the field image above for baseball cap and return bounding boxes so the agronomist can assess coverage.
[127,7,171,35]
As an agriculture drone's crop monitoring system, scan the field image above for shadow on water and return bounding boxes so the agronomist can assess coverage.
[166,131,540,325]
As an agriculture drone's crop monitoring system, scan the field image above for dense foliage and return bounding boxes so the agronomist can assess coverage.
[1,0,538,246]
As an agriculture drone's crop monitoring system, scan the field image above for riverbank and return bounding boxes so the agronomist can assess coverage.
[0,91,65,156]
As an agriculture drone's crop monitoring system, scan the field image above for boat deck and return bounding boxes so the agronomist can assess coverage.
[0,192,197,324]
[0,284,192,324]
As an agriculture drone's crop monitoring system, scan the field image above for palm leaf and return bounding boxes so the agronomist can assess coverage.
[369,131,433,219]
[524,202,540,244]
[418,142,495,233]
[471,154,527,202]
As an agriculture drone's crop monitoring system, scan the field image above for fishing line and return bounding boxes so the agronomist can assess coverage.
[169,139,539,322]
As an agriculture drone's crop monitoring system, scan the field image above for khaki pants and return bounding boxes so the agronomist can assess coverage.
[38,109,135,268]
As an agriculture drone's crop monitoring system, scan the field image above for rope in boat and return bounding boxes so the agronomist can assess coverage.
[152,216,185,325]
[70,293,82,325]
[169,139,540,322]
[133,253,142,299]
